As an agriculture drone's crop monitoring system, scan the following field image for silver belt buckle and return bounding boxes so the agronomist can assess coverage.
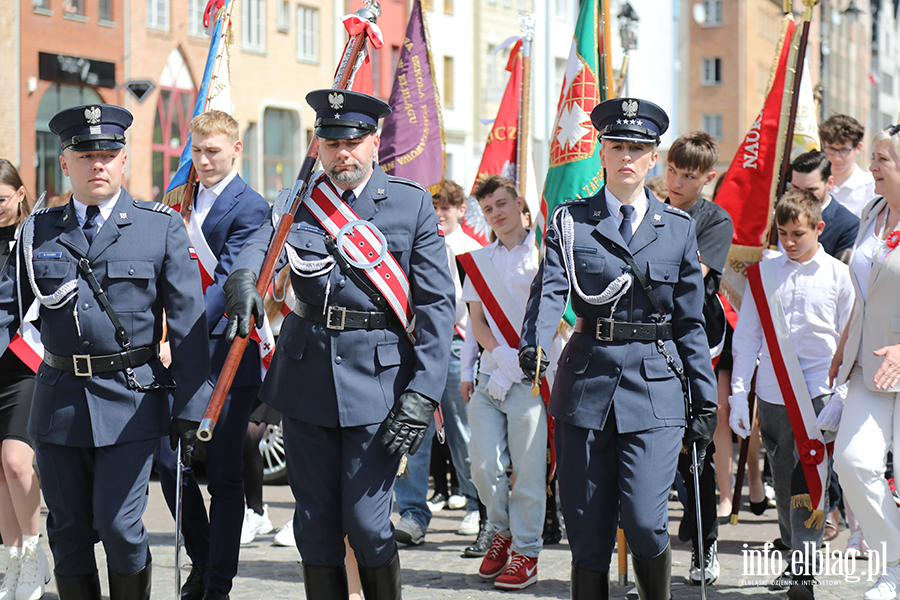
[326,306,347,330]
[595,317,614,342]
[73,355,93,377]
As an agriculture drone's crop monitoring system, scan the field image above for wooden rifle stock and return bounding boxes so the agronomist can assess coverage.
[197,10,375,442]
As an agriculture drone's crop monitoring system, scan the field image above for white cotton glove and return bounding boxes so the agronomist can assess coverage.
[729,395,752,438]
[491,345,526,383]
[816,396,844,432]
[486,370,514,401]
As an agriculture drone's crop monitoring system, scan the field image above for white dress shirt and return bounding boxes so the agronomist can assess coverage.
[192,169,238,228]
[832,164,875,218]
[605,186,650,238]
[73,190,120,228]
[731,245,854,406]
[445,226,483,335]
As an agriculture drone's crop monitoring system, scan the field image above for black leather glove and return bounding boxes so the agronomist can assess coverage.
[380,391,438,456]
[518,346,548,381]
[169,418,200,462]
[683,396,717,475]
[223,268,265,343]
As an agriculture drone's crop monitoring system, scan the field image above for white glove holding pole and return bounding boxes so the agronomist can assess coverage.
[729,395,752,438]
[491,345,526,383]
[486,370,513,401]
[816,396,844,432]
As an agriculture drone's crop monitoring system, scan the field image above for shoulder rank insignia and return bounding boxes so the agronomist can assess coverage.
[135,201,175,215]
[654,213,661,221]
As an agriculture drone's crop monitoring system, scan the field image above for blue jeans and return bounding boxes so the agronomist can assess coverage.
[468,375,547,557]
[394,337,477,529]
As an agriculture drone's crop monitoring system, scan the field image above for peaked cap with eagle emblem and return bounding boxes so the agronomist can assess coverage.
[306,89,391,140]
[589,97,669,145]
[48,104,133,151]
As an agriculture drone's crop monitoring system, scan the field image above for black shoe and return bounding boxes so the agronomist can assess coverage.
[571,565,609,600]
[678,516,690,542]
[55,571,102,600]
[749,499,768,515]
[542,510,563,545]
[202,589,230,600]
[772,537,790,551]
[632,545,671,600]
[464,521,493,557]
[302,563,348,599]
[358,551,401,600]
[108,561,152,600]
[181,563,209,600]
[786,574,816,600]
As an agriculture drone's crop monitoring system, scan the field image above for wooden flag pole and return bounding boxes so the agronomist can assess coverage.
[516,13,534,201]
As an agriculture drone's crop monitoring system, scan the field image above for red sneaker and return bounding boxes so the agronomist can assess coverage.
[494,552,538,590]
[478,533,512,579]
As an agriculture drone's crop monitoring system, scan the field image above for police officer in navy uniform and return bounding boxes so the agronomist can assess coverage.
[223,89,455,600]
[0,104,212,600]
[519,98,717,600]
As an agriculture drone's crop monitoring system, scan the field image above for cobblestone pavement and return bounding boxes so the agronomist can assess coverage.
[28,480,883,599]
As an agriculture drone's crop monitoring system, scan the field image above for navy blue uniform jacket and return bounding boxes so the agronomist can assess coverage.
[234,165,455,428]
[200,175,269,388]
[0,192,212,447]
[521,187,717,433]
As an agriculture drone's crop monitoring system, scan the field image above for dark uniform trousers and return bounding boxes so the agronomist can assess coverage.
[0,193,212,578]
[521,188,718,574]
[154,174,268,593]
[232,165,454,571]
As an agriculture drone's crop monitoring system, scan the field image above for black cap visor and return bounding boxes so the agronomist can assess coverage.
[599,123,658,144]
[315,124,375,141]
[63,133,126,152]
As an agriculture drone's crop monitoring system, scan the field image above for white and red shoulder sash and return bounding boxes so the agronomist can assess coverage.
[747,261,829,526]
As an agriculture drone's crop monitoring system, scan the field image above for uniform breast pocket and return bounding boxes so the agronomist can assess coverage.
[288,228,329,258]
[572,251,608,296]
[32,259,72,296]
[106,260,155,311]
[647,261,680,301]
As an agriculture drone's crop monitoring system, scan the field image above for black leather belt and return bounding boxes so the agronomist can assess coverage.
[575,317,673,342]
[293,298,396,331]
[44,346,158,377]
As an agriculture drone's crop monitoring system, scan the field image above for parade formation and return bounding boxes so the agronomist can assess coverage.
[3,0,900,600]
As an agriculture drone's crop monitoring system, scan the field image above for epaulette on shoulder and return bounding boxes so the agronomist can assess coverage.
[32,206,63,217]
[551,197,587,216]
[387,176,427,193]
[664,204,690,219]
[134,200,175,215]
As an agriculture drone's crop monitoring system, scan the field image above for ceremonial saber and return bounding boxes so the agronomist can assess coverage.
[686,384,708,600]
[531,346,542,396]
[174,440,186,600]
[197,2,380,442]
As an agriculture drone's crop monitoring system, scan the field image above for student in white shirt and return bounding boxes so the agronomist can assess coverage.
[820,115,876,218]
[730,189,853,595]
[462,175,559,591]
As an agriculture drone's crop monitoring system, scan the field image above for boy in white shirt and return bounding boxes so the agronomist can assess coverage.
[729,189,854,597]
[461,175,559,590]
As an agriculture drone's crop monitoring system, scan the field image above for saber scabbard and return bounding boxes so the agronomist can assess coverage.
[531,346,542,397]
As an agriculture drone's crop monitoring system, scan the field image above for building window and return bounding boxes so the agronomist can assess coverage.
[703,0,722,26]
[883,71,895,95]
[277,0,290,31]
[371,47,382,97]
[444,0,453,13]
[99,0,112,21]
[243,123,258,191]
[147,0,169,31]
[263,108,299,203]
[243,0,265,52]
[702,58,722,86]
[702,113,723,140]
[443,56,454,109]
[65,0,85,16]
[153,49,196,203]
[187,0,205,36]
[33,0,50,11]
[296,5,318,63]
[554,0,567,16]
[423,0,432,9]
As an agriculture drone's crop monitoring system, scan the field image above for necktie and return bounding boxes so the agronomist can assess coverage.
[619,204,635,246]
[342,189,355,206]
[83,205,101,245]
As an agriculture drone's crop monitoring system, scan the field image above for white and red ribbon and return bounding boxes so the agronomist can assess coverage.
[457,247,555,480]
[747,262,828,519]
[9,300,43,373]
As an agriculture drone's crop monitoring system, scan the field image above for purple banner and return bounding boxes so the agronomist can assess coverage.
[378,0,445,194]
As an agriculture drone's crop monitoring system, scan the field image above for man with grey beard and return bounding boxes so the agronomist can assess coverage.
[223,89,455,600]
